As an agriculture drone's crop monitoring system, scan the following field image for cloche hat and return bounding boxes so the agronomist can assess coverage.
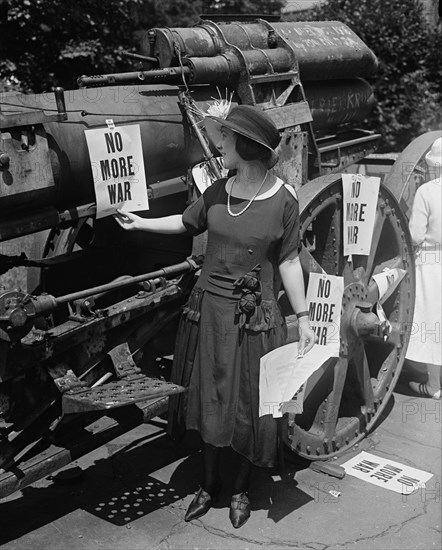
[204,105,280,168]
[425,137,442,167]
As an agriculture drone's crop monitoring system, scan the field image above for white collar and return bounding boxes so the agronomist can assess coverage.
[226,176,284,200]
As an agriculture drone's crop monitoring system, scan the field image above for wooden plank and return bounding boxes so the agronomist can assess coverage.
[0,111,66,129]
[250,71,298,84]
[265,102,313,129]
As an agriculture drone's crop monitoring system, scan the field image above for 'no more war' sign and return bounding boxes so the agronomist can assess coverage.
[342,174,380,257]
[259,274,343,417]
[258,272,344,417]
[85,123,148,219]
[306,272,344,355]
[341,451,433,494]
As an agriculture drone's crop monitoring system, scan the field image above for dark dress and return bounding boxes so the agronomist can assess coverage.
[168,177,300,467]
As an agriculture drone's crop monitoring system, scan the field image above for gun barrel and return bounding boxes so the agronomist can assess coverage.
[0,20,379,242]
[144,20,378,81]
[79,20,377,89]
[77,67,191,88]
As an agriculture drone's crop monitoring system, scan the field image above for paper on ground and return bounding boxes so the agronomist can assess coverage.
[341,451,433,494]
[259,342,335,418]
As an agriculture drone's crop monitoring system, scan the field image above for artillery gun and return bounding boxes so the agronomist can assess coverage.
[0,17,437,498]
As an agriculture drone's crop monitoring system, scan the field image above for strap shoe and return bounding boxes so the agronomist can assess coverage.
[184,484,220,522]
[229,492,251,528]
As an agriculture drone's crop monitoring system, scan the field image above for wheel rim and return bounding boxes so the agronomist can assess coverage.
[383,130,440,219]
[283,174,415,459]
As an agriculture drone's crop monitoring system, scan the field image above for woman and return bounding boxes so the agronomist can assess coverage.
[114,105,316,527]
[406,136,441,399]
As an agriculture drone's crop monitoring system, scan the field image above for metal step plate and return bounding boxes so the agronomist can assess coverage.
[62,374,184,414]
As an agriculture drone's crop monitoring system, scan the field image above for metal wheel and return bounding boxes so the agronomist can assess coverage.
[383,130,440,219]
[283,174,415,459]
[27,218,95,293]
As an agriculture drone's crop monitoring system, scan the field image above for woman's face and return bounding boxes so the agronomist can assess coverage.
[216,127,241,170]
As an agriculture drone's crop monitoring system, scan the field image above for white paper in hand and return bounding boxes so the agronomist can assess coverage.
[259,343,335,418]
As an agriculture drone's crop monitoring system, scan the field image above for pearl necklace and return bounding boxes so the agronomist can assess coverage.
[227,171,268,217]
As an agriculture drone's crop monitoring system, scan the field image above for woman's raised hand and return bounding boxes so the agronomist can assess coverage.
[113,209,141,231]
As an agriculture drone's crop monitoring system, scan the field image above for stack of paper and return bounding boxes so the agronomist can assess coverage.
[259,343,336,418]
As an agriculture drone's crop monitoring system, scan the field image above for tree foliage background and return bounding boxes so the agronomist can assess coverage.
[0,0,441,151]
[0,0,284,92]
[285,0,441,151]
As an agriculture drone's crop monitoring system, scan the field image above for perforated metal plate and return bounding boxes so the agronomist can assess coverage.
[62,374,184,414]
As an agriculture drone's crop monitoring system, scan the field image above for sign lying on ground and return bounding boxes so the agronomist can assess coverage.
[341,451,433,494]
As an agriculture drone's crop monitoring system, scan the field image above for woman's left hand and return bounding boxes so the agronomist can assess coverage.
[298,317,317,356]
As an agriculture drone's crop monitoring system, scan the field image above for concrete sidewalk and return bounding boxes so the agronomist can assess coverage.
[1,377,440,550]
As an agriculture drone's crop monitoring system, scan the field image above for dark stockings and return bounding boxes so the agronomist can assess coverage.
[201,442,220,494]
[232,453,252,495]
[201,444,253,495]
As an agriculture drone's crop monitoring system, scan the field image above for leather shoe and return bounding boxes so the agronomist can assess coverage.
[229,492,251,528]
[184,485,219,522]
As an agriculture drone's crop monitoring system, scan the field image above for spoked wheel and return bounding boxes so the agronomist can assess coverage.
[283,174,415,460]
[383,130,440,219]
[27,218,96,324]
[27,218,95,293]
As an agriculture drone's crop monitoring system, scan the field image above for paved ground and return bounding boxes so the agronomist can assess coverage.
[1,369,440,550]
